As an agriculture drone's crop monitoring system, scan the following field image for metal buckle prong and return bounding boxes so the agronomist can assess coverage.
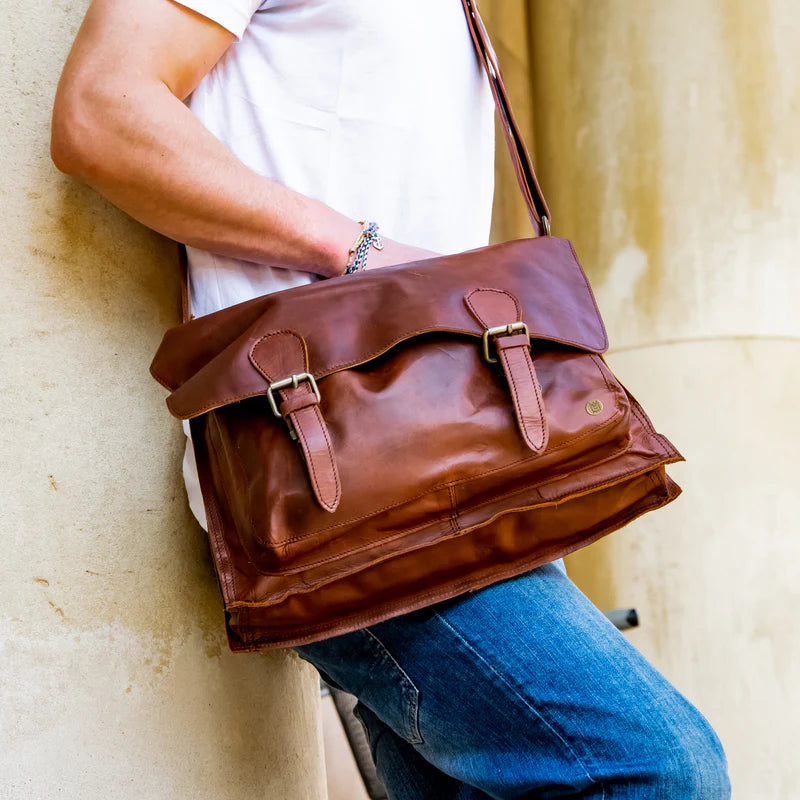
[482,322,530,364]
[266,372,320,418]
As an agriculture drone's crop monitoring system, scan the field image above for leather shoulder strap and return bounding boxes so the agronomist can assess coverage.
[178,240,190,324]
[460,0,550,237]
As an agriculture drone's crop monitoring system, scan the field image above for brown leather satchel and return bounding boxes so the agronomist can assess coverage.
[150,0,683,651]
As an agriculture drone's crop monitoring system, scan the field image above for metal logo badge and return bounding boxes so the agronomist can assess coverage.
[586,399,604,416]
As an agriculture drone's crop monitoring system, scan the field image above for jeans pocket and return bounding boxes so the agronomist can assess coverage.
[359,627,424,746]
[294,626,423,746]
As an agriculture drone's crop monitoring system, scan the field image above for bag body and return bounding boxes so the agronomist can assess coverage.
[150,0,683,650]
[151,236,682,650]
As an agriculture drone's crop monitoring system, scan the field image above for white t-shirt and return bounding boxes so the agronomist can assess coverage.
[173,0,496,530]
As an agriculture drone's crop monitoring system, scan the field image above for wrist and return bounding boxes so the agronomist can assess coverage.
[314,215,364,278]
[316,215,387,277]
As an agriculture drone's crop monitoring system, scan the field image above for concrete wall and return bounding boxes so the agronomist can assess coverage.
[0,4,325,798]
[525,2,800,797]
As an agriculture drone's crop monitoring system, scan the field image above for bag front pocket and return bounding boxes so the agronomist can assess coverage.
[209,335,631,576]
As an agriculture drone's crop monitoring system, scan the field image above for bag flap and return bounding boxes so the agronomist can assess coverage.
[150,236,608,420]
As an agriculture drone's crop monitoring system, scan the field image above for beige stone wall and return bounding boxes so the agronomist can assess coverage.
[0,4,325,798]
[524,2,799,797]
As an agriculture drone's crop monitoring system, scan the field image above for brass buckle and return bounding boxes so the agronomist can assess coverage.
[482,322,530,364]
[266,372,320,418]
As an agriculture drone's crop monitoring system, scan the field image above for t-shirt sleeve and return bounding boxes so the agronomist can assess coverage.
[170,0,264,41]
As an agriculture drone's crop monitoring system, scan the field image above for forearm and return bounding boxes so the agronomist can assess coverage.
[51,78,357,278]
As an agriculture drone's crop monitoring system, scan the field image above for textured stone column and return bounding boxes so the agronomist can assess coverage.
[527,2,800,795]
[0,4,324,798]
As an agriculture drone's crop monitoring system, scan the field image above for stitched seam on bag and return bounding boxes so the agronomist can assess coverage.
[161,240,606,412]
[292,409,325,508]
[249,409,625,546]
[501,346,533,448]
[316,326,545,378]
[150,366,174,391]
[239,608,253,646]
[260,412,678,577]
[292,405,340,510]
[172,329,308,417]
[176,331,479,417]
[247,404,626,546]
[206,418,237,602]
[318,329,473,375]
[280,393,318,415]
[500,345,545,450]
[244,442,652,577]
[219,349,629,548]
[448,484,459,534]
[633,403,681,461]
[218,404,367,551]
[263,352,628,540]
[205,409,262,573]
[464,287,522,328]
[589,354,615,394]
[251,502,456,574]
[202,417,239,603]
[206,477,236,604]
[251,328,340,510]
[645,469,662,493]
[226,493,669,618]
[172,326,610,417]
[451,446,659,521]
[172,391,262,419]
[630,397,656,436]
[249,329,307,380]
[313,403,341,506]
[629,398,669,459]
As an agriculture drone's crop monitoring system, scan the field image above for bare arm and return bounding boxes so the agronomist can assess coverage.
[51,0,435,278]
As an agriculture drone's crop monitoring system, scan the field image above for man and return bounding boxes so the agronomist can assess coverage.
[51,1,731,796]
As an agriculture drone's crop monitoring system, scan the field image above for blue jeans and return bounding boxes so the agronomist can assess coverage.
[294,561,730,799]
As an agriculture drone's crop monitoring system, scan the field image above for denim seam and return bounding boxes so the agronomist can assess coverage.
[433,610,601,793]
[362,627,425,745]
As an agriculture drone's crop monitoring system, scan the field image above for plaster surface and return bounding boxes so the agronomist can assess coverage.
[568,342,800,798]
[525,2,800,796]
[1,3,325,798]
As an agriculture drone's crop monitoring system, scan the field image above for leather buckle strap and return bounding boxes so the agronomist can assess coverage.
[493,332,548,452]
[250,332,341,513]
[465,288,549,453]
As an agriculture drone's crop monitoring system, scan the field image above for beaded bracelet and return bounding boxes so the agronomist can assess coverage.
[344,220,384,274]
